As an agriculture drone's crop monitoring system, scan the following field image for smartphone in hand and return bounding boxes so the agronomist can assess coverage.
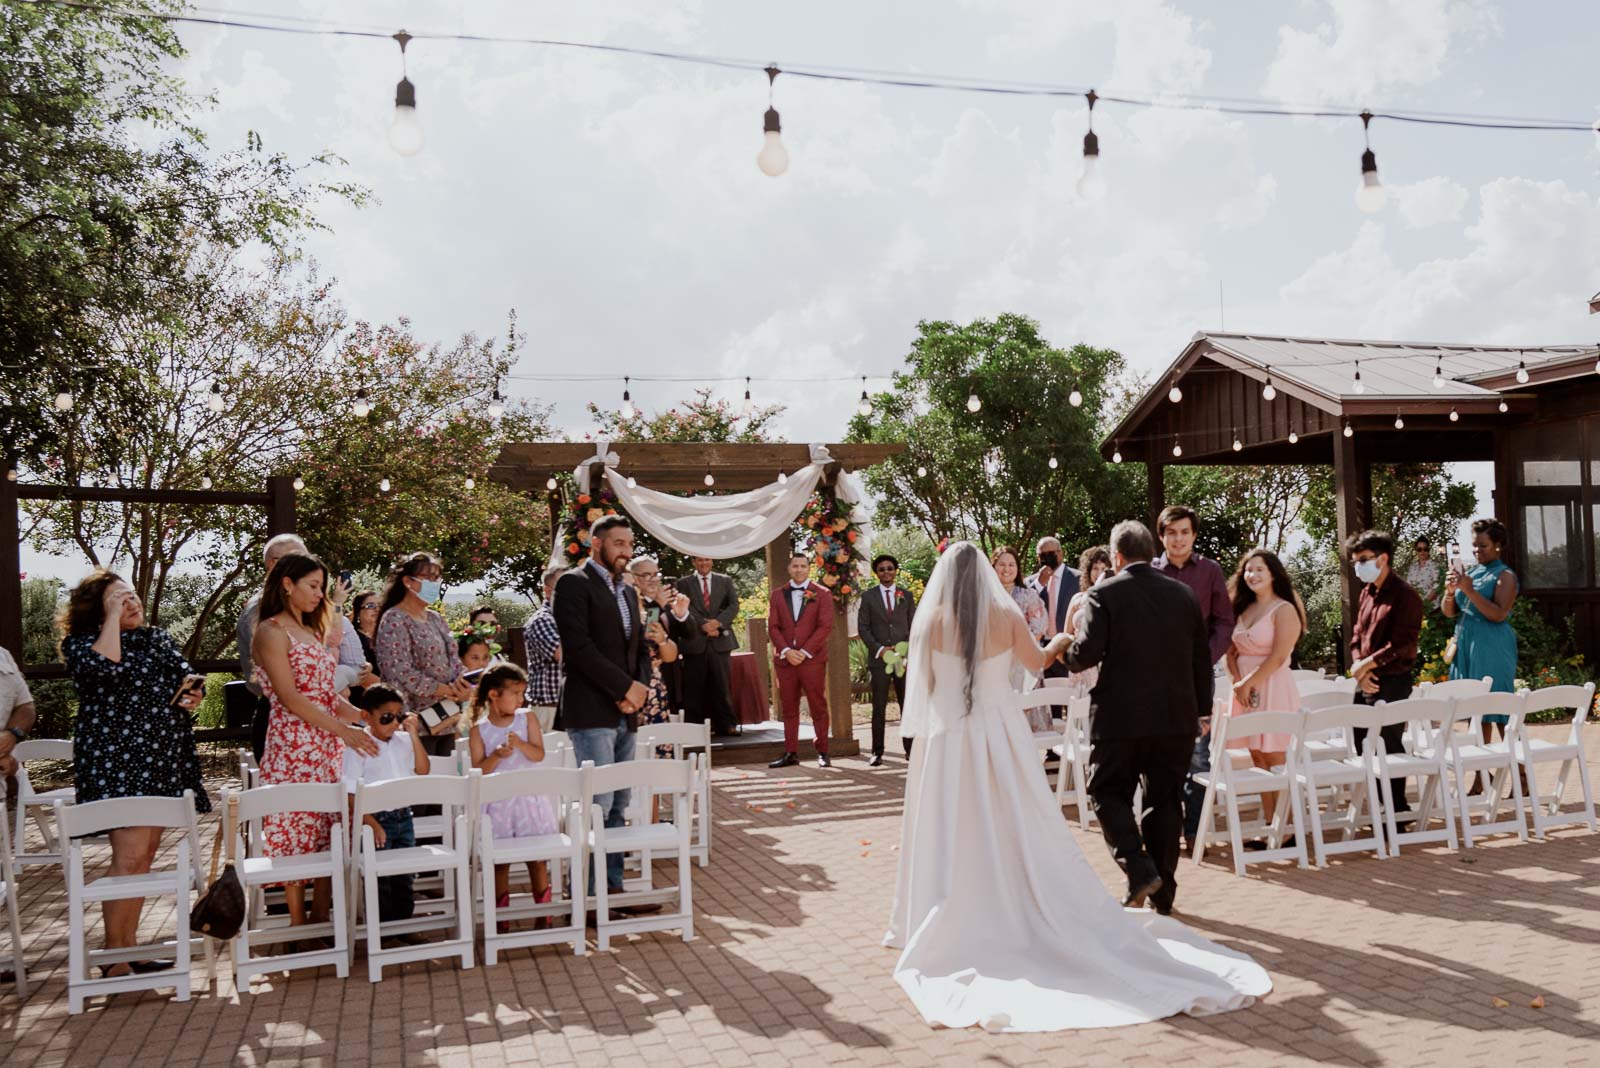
[170,673,206,708]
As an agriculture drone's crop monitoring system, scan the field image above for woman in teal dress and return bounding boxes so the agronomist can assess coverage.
[1441,517,1518,741]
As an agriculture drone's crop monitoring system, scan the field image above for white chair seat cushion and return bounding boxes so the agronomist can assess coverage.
[361,843,465,876]
[589,823,680,853]
[240,850,337,885]
[485,832,574,863]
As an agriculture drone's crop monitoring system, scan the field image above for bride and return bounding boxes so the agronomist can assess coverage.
[884,540,1270,1032]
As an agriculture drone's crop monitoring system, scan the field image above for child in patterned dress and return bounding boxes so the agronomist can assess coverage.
[469,663,559,927]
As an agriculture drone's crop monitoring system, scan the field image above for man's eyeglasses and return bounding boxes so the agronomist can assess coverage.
[376,711,408,726]
[875,564,897,573]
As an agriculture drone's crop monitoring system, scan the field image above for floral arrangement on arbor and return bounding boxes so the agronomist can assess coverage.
[561,484,622,563]
[800,485,867,600]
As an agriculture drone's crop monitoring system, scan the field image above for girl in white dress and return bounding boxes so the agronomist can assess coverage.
[470,663,559,924]
[886,541,1271,1032]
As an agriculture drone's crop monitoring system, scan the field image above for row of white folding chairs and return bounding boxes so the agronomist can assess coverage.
[1192,682,1597,876]
[1016,686,1095,827]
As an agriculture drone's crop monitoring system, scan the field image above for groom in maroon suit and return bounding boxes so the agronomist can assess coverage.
[766,553,834,768]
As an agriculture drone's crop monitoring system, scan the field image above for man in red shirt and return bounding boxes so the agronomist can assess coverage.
[1347,529,1424,816]
[766,553,835,769]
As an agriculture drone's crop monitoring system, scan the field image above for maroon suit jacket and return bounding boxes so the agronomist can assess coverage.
[768,581,833,663]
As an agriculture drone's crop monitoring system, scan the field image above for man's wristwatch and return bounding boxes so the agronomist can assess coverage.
[5,726,27,744]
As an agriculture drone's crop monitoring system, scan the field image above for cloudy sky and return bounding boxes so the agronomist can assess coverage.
[23,1,1600,580]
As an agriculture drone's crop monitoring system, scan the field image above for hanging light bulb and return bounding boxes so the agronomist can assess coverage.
[1352,361,1365,394]
[626,476,637,489]
[1433,357,1445,389]
[200,473,213,490]
[1261,368,1277,402]
[4,467,16,482]
[703,467,715,488]
[487,379,505,419]
[292,475,305,491]
[464,476,475,491]
[966,393,982,413]
[352,386,371,419]
[1232,432,1243,452]
[1111,445,1122,464]
[1343,422,1354,438]
[1075,90,1104,199]
[1449,408,1459,422]
[777,471,787,485]
[1171,439,1183,458]
[1048,455,1059,470]
[620,377,636,420]
[1498,399,1508,413]
[1288,428,1299,445]
[207,382,225,413]
[1068,388,1083,408]
[379,477,391,493]
[1355,110,1386,213]
[857,377,873,418]
[916,465,927,478]
[1168,381,1183,404]
[546,476,558,491]
[53,388,73,412]
[756,66,789,177]
[1394,413,1405,430]
[1515,354,1529,384]
[387,31,423,157]
[740,377,754,417]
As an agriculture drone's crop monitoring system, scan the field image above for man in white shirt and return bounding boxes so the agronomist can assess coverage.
[343,683,430,920]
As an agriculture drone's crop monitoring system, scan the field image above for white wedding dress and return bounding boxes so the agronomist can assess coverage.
[884,543,1271,1033]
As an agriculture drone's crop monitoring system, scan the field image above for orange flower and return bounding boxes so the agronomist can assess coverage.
[840,585,852,595]
[577,493,590,505]
[846,530,858,543]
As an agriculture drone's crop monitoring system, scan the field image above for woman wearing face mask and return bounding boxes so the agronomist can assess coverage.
[61,570,211,976]
[1441,518,1519,742]
[990,546,1051,730]
[374,552,474,726]
[1224,549,1306,829]
[253,551,380,932]
[1062,546,1112,694]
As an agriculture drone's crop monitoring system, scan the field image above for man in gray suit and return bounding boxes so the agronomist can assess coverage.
[858,553,917,765]
[1025,535,1081,696]
[675,556,740,736]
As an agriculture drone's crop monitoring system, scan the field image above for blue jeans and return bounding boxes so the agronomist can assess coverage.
[374,807,415,921]
[569,720,637,892]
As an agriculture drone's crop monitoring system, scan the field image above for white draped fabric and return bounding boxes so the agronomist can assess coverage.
[558,441,873,561]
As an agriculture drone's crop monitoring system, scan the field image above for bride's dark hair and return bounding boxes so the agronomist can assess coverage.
[948,543,982,714]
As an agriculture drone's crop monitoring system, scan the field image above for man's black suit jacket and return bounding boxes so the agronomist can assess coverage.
[1063,562,1210,741]
[675,571,740,655]
[553,560,651,732]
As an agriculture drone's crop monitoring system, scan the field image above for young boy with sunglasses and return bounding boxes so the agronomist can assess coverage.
[342,683,430,920]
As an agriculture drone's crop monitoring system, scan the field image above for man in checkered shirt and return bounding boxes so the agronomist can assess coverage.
[522,565,566,731]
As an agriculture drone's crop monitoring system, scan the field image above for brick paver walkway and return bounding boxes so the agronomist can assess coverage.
[6,723,1600,1066]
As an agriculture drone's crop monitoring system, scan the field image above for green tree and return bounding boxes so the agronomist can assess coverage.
[847,314,1144,558]
[1,1,365,466]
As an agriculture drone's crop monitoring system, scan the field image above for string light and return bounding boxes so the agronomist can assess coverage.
[1231,431,1243,452]
[1288,428,1298,444]
[1351,361,1365,394]
[4,467,16,482]
[857,377,873,418]
[966,393,982,413]
[1111,444,1122,464]
[200,473,213,490]
[207,382,225,413]
[626,476,637,488]
[916,465,927,478]
[487,379,505,419]
[1498,399,1508,413]
[546,476,558,490]
[777,471,787,484]
[1449,408,1459,422]
[756,66,789,177]
[53,388,73,412]
[1343,422,1353,438]
[1261,367,1276,402]
[620,377,636,420]
[352,386,371,418]
[292,475,305,491]
[1171,438,1182,458]
[1356,110,1386,212]
[1167,380,1183,404]
[1048,455,1059,469]
[1394,413,1404,429]
[464,476,475,490]
[1433,357,1445,389]
[703,467,716,488]
[740,377,754,417]
[1515,353,1529,384]
[388,31,423,156]
[1068,387,1083,408]
[379,477,391,493]
[1076,89,1103,199]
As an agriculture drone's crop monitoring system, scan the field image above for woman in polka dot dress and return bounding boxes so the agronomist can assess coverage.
[253,552,379,930]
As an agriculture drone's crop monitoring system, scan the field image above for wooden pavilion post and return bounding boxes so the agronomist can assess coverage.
[1332,427,1370,671]
[266,474,297,536]
[820,466,859,756]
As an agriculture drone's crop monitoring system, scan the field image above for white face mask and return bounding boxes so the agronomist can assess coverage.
[1353,559,1381,585]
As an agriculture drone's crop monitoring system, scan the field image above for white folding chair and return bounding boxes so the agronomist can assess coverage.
[411,751,468,907]
[350,774,476,982]
[1516,683,1597,836]
[1442,692,1529,847]
[1295,704,1387,866]
[1050,697,1094,828]
[542,729,577,769]
[639,721,714,867]
[0,812,27,998]
[54,791,215,1014]
[12,739,76,868]
[1417,677,1493,701]
[1369,698,1458,853]
[1297,676,1356,700]
[1191,711,1310,876]
[1300,690,1358,761]
[477,766,587,962]
[584,760,695,952]
[1289,669,1327,683]
[236,748,259,789]
[225,783,350,991]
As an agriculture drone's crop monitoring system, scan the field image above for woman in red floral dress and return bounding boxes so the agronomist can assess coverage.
[253,552,379,929]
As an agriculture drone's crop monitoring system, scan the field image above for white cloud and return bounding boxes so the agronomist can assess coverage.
[1262,0,1499,105]
[1392,176,1470,229]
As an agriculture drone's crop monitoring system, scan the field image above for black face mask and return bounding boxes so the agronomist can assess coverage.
[1039,552,1061,569]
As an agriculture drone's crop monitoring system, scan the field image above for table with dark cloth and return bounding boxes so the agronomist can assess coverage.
[729,651,769,725]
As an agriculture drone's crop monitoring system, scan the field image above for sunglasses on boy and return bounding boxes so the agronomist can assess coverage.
[376,711,409,726]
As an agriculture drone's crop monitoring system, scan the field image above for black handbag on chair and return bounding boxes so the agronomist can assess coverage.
[190,794,245,940]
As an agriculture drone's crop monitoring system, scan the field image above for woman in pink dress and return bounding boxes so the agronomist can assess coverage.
[253,552,379,930]
[1223,549,1305,825]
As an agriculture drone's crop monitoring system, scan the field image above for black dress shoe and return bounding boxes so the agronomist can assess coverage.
[1122,874,1164,909]
[129,959,177,974]
[1154,903,1174,917]
[613,902,663,917]
[816,753,832,768]
[868,754,884,767]
[768,752,798,769]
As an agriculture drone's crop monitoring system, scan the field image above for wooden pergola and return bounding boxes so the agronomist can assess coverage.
[490,442,905,758]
